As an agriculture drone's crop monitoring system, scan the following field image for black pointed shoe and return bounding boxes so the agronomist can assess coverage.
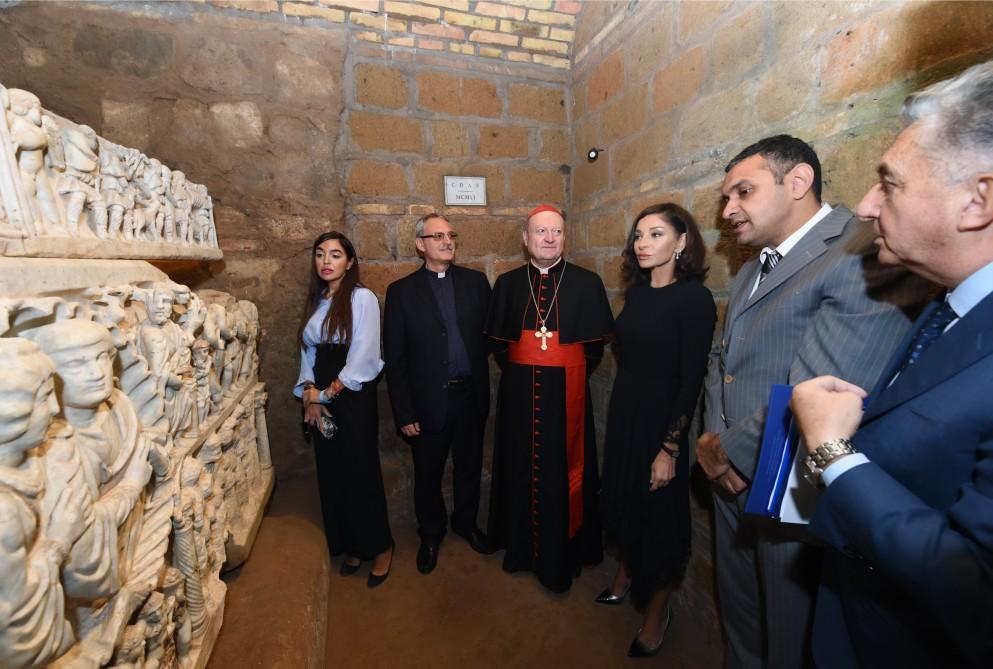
[594,585,630,606]
[628,606,673,658]
[367,543,394,589]
[416,541,439,574]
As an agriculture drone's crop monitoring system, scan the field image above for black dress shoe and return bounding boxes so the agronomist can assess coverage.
[628,606,673,658]
[340,557,361,576]
[416,541,439,574]
[368,543,394,589]
[594,585,629,605]
[454,527,495,555]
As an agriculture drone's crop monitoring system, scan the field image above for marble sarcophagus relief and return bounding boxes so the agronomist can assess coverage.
[1,84,220,260]
[0,83,271,669]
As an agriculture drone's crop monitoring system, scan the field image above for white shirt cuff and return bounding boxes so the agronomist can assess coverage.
[821,453,870,486]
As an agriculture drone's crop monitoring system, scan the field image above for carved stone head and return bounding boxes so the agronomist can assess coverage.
[0,338,58,460]
[149,286,175,326]
[23,320,116,410]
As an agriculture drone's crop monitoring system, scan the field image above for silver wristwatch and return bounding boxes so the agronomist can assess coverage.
[802,438,857,487]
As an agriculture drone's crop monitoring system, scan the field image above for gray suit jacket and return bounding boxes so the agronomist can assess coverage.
[703,204,929,478]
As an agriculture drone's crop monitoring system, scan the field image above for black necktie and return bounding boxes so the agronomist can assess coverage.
[897,301,957,372]
[759,250,781,283]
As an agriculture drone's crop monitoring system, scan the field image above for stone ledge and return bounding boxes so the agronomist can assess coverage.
[0,237,224,261]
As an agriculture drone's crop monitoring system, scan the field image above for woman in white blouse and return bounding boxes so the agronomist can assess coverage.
[295,231,393,587]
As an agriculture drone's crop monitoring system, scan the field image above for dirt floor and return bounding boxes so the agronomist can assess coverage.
[210,469,723,668]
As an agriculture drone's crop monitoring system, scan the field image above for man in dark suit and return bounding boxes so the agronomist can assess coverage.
[791,61,993,668]
[698,135,927,667]
[384,213,492,574]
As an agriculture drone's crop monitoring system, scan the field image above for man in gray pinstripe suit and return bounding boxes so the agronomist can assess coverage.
[697,135,928,668]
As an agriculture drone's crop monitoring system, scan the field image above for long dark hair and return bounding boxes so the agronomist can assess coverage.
[621,203,709,285]
[297,231,362,345]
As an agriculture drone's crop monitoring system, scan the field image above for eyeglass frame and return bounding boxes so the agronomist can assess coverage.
[417,232,460,241]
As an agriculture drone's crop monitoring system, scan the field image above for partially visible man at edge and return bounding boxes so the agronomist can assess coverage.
[697,134,930,667]
[790,60,993,668]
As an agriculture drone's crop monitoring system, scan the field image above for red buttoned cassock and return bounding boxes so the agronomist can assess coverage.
[484,258,613,593]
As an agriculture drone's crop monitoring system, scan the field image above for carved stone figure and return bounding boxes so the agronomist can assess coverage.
[168,170,192,245]
[136,283,195,435]
[0,338,87,669]
[55,125,103,238]
[5,89,62,234]
[97,142,133,240]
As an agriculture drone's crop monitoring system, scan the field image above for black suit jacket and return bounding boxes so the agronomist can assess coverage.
[384,264,491,433]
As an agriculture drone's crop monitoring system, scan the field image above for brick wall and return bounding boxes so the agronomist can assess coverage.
[568,0,993,635]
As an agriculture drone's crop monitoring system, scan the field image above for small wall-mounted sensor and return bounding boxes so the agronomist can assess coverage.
[587,147,604,162]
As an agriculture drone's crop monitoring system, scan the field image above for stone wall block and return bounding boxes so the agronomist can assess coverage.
[476,2,527,20]
[282,3,346,21]
[601,86,647,146]
[652,45,705,114]
[420,72,493,116]
[462,77,502,117]
[412,22,466,39]
[690,181,726,232]
[469,29,520,47]
[510,166,565,203]
[587,207,627,249]
[355,63,409,109]
[72,23,174,78]
[572,154,609,203]
[712,3,765,87]
[180,38,262,95]
[755,55,816,125]
[623,2,675,85]
[464,163,508,204]
[454,218,523,257]
[586,50,624,112]
[821,124,901,206]
[611,116,673,188]
[527,9,575,27]
[347,160,409,197]
[430,120,471,158]
[362,261,424,297]
[351,218,393,260]
[521,37,567,55]
[210,101,265,149]
[538,128,569,164]
[508,83,565,123]
[478,124,530,159]
[274,54,338,103]
[678,79,750,156]
[678,0,733,44]
[101,99,153,151]
[444,10,498,30]
[501,20,547,38]
[384,1,441,21]
[823,2,993,103]
[349,110,423,153]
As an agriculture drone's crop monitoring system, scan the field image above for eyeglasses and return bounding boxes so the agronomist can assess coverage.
[418,232,459,241]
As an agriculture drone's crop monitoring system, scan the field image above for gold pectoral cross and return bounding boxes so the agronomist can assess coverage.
[534,325,554,351]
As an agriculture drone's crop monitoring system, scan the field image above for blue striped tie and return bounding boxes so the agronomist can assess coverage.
[898,301,957,372]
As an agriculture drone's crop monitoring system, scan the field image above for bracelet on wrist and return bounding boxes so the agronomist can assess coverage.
[660,443,680,459]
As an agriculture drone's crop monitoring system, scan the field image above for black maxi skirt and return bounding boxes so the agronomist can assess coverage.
[311,343,392,559]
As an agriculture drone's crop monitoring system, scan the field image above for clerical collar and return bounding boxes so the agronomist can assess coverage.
[529,256,563,275]
[423,264,451,279]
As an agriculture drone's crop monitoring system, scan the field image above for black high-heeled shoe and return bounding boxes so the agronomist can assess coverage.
[367,542,394,589]
[340,557,361,576]
[594,584,630,606]
[628,606,673,658]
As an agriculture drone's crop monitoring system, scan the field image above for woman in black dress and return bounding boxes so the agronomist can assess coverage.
[598,203,717,656]
[295,231,393,588]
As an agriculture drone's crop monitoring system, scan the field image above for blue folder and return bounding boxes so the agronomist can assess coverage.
[745,384,798,520]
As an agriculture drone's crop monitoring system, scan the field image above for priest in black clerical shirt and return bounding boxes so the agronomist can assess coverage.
[384,213,493,574]
[485,204,614,593]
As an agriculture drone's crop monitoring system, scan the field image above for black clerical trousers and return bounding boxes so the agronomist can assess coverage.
[410,378,484,542]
